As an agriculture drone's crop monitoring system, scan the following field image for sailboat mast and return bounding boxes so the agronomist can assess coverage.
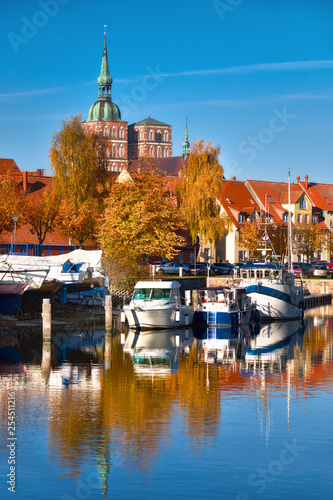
[288,171,293,271]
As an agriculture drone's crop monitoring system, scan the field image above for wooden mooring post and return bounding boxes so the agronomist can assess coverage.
[105,294,112,331]
[42,298,51,340]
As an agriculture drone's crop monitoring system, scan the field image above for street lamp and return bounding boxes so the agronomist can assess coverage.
[12,214,18,245]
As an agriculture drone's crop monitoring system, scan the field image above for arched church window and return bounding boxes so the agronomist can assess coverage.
[112,144,117,158]
[149,146,154,158]
[163,130,168,142]
[112,126,117,138]
[149,129,154,141]
[157,146,161,158]
[118,144,124,158]
[164,147,169,158]
[155,130,162,143]
[119,127,124,139]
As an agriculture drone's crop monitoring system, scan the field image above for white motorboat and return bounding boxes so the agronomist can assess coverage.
[239,264,305,321]
[123,280,194,329]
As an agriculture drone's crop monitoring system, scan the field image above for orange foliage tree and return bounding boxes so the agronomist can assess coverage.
[0,173,26,234]
[98,169,186,289]
[24,185,61,245]
[49,114,109,246]
[176,140,231,257]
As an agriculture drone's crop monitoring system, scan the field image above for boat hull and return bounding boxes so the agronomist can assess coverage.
[245,284,304,320]
[0,283,29,315]
[124,304,194,329]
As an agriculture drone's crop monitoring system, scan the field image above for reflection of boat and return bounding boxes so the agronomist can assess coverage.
[239,264,305,321]
[245,320,304,368]
[123,281,194,329]
[195,286,259,327]
[124,328,194,374]
[197,325,251,364]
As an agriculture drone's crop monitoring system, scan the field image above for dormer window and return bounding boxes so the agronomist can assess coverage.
[300,198,307,210]
[238,213,245,223]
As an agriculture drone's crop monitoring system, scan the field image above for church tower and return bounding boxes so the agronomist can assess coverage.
[82,32,128,172]
[182,117,190,159]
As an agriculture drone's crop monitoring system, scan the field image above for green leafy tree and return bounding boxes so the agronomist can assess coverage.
[176,140,231,257]
[98,169,186,289]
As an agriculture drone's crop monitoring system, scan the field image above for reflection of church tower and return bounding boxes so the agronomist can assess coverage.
[82,34,128,172]
[182,117,190,160]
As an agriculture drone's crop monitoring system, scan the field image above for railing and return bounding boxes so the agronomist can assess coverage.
[0,243,77,257]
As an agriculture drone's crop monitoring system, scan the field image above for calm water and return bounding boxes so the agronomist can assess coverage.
[1,305,333,500]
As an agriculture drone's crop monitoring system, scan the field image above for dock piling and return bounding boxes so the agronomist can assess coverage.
[42,298,51,340]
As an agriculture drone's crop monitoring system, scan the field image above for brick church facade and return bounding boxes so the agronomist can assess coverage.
[82,35,188,171]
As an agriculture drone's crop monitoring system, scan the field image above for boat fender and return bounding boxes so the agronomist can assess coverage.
[175,309,180,322]
[121,311,126,323]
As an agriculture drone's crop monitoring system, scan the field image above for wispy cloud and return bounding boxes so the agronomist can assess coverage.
[0,87,64,100]
[158,60,333,78]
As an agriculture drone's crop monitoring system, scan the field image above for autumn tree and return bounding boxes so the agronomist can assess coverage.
[176,140,230,256]
[294,223,326,262]
[239,220,260,257]
[24,184,61,246]
[0,173,26,233]
[49,114,109,245]
[98,170,186,289]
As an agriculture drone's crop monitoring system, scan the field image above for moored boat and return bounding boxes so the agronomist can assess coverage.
[0,282,30,315]
[195,286,259,327]
[239,263,305,321]
[123,280,194,329]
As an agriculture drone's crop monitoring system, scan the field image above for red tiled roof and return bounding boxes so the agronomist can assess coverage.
[298,181,333,210]
[129,156,186,177]
[218,180,261,228]
[0,159,21,176]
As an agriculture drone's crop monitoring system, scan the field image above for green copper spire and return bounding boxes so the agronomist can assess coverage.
[85,32,124,123]
[97,34,112,99]
[182,116,190,159]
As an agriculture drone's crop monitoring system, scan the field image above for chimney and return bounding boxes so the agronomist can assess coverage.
[22,171,28,193]
[36,169,45,177]
[296,175,300,184]
[231,176,236,181]
[305,174,309,189]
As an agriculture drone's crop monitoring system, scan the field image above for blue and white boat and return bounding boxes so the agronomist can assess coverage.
[195,286,259,327]
[239,264,305,321]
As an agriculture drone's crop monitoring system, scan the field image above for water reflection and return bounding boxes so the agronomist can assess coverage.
[0,309,332,499]
[124,328,194,375]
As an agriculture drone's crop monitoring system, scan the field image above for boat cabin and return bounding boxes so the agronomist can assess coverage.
[132,281,181,304]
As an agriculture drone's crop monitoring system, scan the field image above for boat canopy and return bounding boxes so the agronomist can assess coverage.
[134,281,180,289]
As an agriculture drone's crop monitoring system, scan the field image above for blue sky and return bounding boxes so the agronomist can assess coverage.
[1,0,332,182]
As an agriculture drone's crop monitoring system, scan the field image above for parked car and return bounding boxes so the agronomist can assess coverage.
[189,263,208,275]
[211,262,235,276]
[292,262,314,278]
[313,265,328,278]
[326,260,333,277]
[291,263,302,277]
[311,260,328,267]
[157,262,191,276]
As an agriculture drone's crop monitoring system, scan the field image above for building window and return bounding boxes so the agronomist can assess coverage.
[111,126,117,138]
[164,147,169,158]
[283,212,289,222]
[238,213,245,224]
[304,214,309,223]
[300,198,307,210]
[297,214,302,223]
[163,130,169,142]
[157,146,162,158]
[112,144,117,158]
[156,130,162,142]
[103,127,108,137]
[149,129,154,141]
[118,144,124,158]
[149,146,154,158]
[118,127,124,139]
[313,214,319,224]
